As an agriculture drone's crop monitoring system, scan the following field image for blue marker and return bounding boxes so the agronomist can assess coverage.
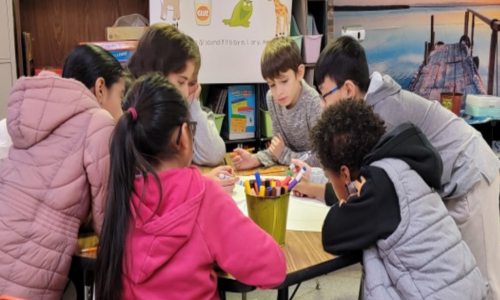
[255,171,262,189]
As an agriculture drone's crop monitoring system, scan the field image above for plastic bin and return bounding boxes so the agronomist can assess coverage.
[303,35,323,63]
[214,114,225,133]
[260,110,273,137]
[290,35,303,53]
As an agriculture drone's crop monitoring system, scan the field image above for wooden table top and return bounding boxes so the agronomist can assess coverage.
[193,153,289,177]
[76,230,336,275]
[216,230,335,280]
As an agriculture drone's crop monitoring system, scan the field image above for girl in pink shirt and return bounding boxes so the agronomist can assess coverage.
[95,74,286,300]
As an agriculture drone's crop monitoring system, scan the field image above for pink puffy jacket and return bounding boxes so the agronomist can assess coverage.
[0,72,115,299]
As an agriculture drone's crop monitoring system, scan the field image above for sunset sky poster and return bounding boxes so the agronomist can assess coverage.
[333,1,500,94]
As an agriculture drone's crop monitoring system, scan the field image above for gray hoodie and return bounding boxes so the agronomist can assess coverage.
[366,72,500,199]
[310,73,500,199]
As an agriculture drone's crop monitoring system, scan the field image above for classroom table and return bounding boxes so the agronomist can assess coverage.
[70,154,361,300]
[71,231,361,300]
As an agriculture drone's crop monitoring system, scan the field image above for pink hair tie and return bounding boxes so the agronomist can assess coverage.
[128,107,138,121]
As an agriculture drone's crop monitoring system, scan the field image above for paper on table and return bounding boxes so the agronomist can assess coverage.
[231,176,330,232]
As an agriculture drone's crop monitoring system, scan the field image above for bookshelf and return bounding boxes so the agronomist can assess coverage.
[12,0,328,150]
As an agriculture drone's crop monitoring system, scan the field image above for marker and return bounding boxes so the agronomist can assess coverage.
[267,187,272,196]
[219,174,244,186]
[244,180,252,195]
[259,186,265,197]
[270,180,276,188]
[282,176,292,186]
[288,166,307,190]
[289,151,312,170]
[255,172,262,189]
[281,186,288,195]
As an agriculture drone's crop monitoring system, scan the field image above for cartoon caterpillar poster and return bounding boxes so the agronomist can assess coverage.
[223,0,253,28]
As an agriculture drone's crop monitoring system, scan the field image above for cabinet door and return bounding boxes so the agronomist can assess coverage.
[0,0,12,60]
[0,62,13,119]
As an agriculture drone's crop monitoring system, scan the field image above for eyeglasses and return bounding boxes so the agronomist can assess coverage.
[176,121,197,145]
[321,85,341,101]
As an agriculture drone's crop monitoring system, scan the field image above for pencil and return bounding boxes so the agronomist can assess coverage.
[81,246,97,253]
[241,168,286,176]
[232,148,255,155]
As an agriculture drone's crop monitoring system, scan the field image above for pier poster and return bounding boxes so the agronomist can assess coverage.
[334,1,500,98]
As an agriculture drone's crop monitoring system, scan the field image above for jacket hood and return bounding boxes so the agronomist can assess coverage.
[363,123,443,189]
[7,71,101,149]
[365,74,401,107]
[124,166,205,283]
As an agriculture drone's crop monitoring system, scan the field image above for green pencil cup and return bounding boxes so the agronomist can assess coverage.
[245,192,290,246]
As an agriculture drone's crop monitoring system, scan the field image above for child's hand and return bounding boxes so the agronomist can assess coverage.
[292,176,311,198]
[269,134,285,161]
[187,84,202,105]
[206,166,240,194]
[290,159,312,180]
[231,148,261,170]
[340,176,367,207]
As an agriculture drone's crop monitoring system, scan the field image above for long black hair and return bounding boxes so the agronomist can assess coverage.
[62,44,123,89]
[95,73,190,300]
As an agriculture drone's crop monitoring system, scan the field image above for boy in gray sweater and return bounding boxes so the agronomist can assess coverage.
[294,36,500,300]
[232,37,322,169]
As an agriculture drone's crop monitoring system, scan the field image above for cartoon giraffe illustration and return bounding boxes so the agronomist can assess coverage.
[269,0,289,37]
[160,0,181,28]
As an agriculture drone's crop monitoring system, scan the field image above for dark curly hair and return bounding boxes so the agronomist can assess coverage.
[311,98,386,179]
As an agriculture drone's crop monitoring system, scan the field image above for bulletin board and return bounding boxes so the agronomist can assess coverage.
[150,0,293,84]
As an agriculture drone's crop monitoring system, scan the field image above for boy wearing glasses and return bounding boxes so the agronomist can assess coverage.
[293,36,500,300]
[231,37,323,170]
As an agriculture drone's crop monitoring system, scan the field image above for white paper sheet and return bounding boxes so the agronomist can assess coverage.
[231,176,330,232]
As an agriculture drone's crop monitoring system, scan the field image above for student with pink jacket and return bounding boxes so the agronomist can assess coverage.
[0,44,125,299]
[95,74,286,300]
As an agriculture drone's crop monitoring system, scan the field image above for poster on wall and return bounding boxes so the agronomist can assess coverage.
[150,0,293,84]
[334,0,500,114]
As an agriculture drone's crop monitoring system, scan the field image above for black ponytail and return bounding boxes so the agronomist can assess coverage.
[95,73,189,300]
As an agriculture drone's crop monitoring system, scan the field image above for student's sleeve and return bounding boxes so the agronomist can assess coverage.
[83,112,115,236]
[322,167,401,256]
[190,100,226,166]
[199,180,286,289]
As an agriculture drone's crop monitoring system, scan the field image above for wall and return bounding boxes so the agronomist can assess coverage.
[19,0,149,69]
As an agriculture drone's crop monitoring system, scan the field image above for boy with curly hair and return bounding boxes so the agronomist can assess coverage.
[314,99,486,299]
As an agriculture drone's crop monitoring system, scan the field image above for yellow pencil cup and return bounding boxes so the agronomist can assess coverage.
[245,192,290,246]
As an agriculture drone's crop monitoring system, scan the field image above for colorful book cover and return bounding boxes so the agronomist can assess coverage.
[223,85,256,140]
